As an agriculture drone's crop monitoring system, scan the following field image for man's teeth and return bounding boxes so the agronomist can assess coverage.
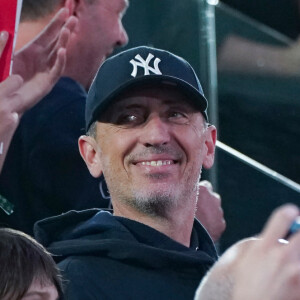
[141,160,173,166]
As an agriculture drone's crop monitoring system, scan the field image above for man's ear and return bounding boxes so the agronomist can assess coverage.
[78,135,103,178]
[203,125,217,169]
[64,0,89,17]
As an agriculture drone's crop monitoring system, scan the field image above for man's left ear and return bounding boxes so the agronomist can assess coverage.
[78,135,103,178]
[203,125,217,169]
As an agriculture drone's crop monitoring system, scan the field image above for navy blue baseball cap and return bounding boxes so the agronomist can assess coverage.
[85,46,208,130]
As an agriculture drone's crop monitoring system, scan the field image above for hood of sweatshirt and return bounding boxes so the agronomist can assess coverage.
[34,209,217,272]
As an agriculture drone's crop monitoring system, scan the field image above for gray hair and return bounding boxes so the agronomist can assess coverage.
[86,121,97,138]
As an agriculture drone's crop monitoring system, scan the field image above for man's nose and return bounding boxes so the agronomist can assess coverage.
[139,116,171,147]
[117,24,128,47]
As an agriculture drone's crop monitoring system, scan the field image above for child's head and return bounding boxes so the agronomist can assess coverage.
[0,228,63,300]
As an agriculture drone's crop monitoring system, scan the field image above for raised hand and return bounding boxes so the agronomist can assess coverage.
[0,8,77,173]
[11,8,77,114]
[195,205,300,300]
[196,180,226,242]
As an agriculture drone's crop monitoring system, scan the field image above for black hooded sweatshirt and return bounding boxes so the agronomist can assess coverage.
[35,209,218,300]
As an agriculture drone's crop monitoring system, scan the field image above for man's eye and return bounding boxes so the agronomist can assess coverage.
[169,112,184,118]
[117,114,140,125]
[125,115,137,122]
[168,111,189,123]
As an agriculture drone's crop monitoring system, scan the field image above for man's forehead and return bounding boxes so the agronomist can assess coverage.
[118,0,129,12]
[116,0,129,11]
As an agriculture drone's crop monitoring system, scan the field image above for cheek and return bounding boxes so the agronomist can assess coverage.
[182,131,207,172]
[176,124,206,154]
[97,12,117,37]
[97,129,133,170]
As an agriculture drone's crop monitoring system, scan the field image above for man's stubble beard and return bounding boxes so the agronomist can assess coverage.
[129,190,176,219]
[101,143,203,219]
[107,168,202,220]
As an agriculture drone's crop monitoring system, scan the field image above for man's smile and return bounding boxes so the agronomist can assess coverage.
[134,159,178,167]
[130,158,181,180]
[140,160,174,166]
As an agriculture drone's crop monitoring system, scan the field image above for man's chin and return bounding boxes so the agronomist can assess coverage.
[127,192,177,218]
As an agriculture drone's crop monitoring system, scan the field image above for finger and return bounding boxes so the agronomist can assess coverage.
[285,234,300,266]
[212,192,221,201]
[48,47,67,84]
[260,204,299,246]
[0,75,23,96]
[286,219,300,253]
[44,14,77,60]
[48,26,70,64]
[64,15,78,34]
[0,31,9,58]
[46,14,77,55]
[21,8,69,51]
[54,26,70,55]
[10,80,50,114]
[14,47,66,114]
[13,8,69,73]
[37,8,69,46]
[47,16,77,66]
[198,180,213,191]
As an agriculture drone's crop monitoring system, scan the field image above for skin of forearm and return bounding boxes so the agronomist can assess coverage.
[218,35,298,76]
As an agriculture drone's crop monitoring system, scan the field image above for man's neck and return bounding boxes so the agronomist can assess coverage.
[113,202,196,247]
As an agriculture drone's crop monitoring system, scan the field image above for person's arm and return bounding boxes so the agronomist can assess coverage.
[218,34,300,76]
[195,204,300,300]
[196,181,226,242]
[0,8,77,172]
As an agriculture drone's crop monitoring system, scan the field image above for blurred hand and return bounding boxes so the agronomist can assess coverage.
[195,205,300,300]
[232,205,300,300]
[0,8,77,172]
[196,181,226,242]
[11,8,77,115]
[218,34,300,76]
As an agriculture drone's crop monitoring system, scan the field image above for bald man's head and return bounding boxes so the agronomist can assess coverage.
[194,238,257,300]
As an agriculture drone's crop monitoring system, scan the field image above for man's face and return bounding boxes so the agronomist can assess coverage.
[68,0,129,87]
[85,86,216,217]
[84,0,128,60]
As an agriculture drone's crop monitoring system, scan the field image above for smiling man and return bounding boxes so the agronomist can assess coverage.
[35,46,218,299]
[85,84,216,246]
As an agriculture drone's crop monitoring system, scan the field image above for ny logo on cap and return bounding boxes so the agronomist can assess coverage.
[130,53,162,77]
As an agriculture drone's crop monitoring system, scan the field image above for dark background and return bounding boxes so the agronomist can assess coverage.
[221,0,300,39]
